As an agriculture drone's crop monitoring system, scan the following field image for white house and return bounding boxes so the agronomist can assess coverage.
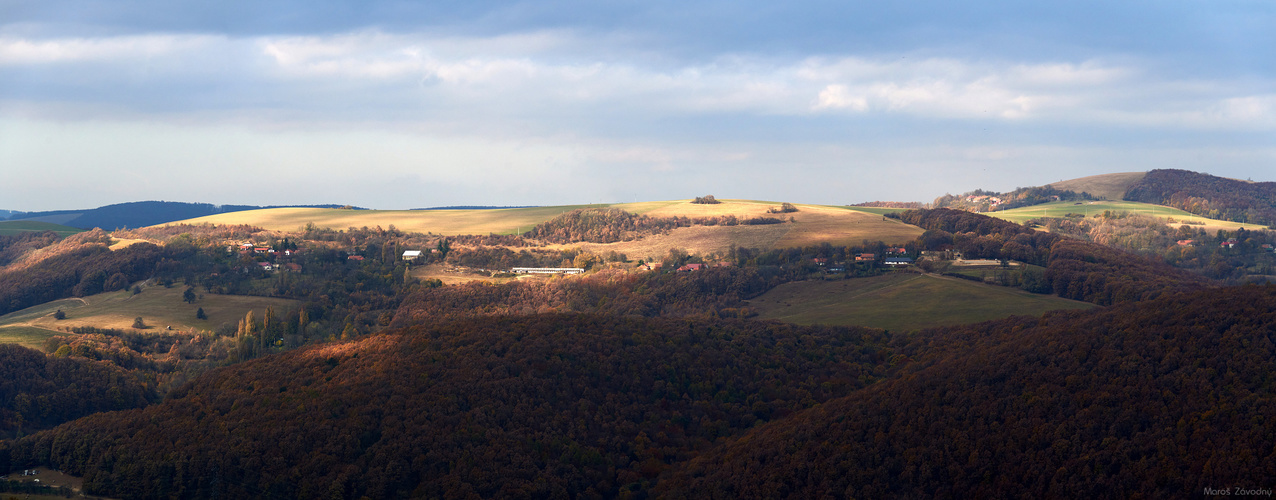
[402,250,423,261]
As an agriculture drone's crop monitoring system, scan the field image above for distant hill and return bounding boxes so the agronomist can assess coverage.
[1047,171,1146,201]
[7,201,360,230]
[1123,169,1276,225]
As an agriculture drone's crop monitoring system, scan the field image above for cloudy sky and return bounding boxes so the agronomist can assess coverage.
[2,1,1273,210]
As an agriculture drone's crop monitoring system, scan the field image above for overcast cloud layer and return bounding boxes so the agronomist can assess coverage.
[1,1,1273,210]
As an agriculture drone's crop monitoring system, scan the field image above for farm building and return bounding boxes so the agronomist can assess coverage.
[884,257,913,267]
[510,267,585,275]
[402,250,423,261]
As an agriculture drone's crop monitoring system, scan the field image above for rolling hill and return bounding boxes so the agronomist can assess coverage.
[169,200,925,256]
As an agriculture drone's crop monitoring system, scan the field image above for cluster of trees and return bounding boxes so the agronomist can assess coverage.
[520,207,791,245]
[523,208,688,244]
[657,284,1276,498]
[392,266,791,325]
[899,208,1207,304]
[1124,169,1276,225]
[1035,212,1276,282]
[1,314,894,499]
[691,195,720,204]
[767,202,798,214]
[0,344,153,439]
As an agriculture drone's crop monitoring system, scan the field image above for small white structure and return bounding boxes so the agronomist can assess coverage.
[402,250,423,261]
[511,267,585,275]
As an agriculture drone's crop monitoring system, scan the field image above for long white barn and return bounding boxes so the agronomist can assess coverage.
[510,267,585,275]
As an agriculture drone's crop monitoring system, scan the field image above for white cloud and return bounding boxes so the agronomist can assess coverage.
[814,84,867,111]
[0,34,218,64]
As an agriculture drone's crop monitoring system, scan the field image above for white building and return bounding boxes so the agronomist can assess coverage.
[510,267,585,275]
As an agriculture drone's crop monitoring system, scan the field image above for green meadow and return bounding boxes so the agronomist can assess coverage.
[749,272,1095,331]
[0,220,84,237]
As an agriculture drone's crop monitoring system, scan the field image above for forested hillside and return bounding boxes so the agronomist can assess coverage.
[1,315,894,499]
[657,284,1276,498]
[1123,169,1276,225]
[0,344,153,440]
[0,230,184,317]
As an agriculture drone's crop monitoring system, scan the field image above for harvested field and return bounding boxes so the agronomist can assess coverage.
[1047,171,1146,200]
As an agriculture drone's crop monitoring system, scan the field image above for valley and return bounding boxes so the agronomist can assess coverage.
[0,169,1273,498]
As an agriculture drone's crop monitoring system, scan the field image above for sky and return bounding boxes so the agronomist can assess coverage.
[1,1,1274,211]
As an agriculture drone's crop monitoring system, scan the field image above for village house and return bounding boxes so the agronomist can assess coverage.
[677,263,705,272]
[855,253,876,262]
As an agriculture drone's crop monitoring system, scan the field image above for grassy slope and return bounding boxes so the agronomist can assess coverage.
[167,200,925,258]
[987,200,1269,232]
[1046,171,1146,200]
[0,220,84,237]
[0,284,300,344]
[749,273,1095,331]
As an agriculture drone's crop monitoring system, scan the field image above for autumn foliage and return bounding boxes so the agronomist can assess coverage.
[3,315,893,499]
[656,285,1276,498]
